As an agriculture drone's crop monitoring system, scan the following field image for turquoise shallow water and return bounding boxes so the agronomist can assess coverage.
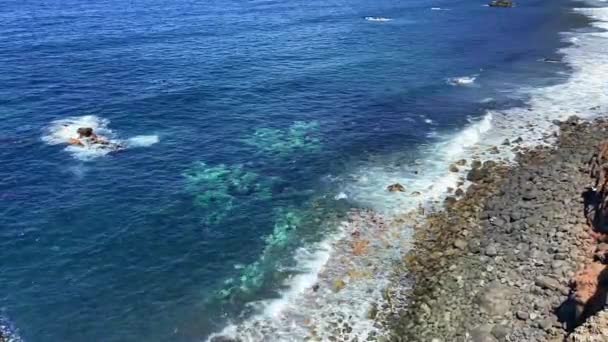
[0,0,586,340]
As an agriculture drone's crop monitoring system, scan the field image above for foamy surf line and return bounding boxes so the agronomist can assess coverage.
[207,112,499,341]
[208,3,608,341]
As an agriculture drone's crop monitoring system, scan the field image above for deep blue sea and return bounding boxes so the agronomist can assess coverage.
[1,0,603,340]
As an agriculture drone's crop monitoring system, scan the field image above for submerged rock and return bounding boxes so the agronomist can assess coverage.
[243,121,321,156]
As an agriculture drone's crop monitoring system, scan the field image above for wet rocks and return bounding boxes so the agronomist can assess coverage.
[467,166,489,182]
[387,183,406,192]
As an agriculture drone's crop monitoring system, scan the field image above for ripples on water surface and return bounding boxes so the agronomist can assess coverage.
[0,0,600,340]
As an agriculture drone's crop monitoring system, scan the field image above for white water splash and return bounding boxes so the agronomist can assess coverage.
[42,115,159,160]
[446,75,478,86]
[364,16,392,22]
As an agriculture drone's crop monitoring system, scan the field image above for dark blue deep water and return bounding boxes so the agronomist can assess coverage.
[0,0,585,340]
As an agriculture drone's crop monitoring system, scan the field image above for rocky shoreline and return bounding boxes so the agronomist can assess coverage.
[387,117,608,341]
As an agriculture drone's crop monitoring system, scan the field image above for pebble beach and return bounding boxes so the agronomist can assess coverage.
[385,117,608,342]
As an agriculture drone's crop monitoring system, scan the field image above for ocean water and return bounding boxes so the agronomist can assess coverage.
[0,0,605,340]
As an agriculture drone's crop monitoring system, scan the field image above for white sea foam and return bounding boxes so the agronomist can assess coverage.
[42,115,158,160]
[126,135,159,147]
[334,192,348,200]
[364,16,392,22]
[209,3,608,341]
[446,75,478,86]
[431,7,450,10]
[0,315,24,342]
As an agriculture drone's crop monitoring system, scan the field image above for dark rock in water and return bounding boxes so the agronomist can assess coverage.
[542,58,560,63]
[455,188,465,197]
[565,115,580,126]
[450,164,460,172]
[387,183,406,192]
[456,159,467,166]
[472,160,482,169]
[489,0,513,7]
[445,196,457,207]
[368,302,379,319]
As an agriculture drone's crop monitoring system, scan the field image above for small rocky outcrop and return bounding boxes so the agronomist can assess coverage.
[489,0,514,7]
[387,183,406,192]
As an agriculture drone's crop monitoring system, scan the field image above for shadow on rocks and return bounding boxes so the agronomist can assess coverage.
[557,265,608,332]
